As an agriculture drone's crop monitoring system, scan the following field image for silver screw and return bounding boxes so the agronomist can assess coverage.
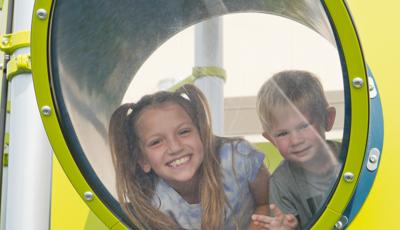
[36,9,48,20]
[41,106,51,116]
[335,220,343,229]
[84,191,94,201]
[369,81,375,92]
[343,172,354,182]
[352,77,364,88]
[369,154,378,163]
[2,37,9,46]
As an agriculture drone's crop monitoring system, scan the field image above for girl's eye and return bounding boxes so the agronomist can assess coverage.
[179,128,191,136]
[148,139,162,147]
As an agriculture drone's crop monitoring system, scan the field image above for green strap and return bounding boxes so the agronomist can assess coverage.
[0,31,30,54]
[192,66,226,81]
[168,66,226,92]
[6,54,32,81]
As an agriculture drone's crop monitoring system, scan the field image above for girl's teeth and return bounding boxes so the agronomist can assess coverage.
[170,156,189,168]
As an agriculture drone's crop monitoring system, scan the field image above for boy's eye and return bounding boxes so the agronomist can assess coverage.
[275,131,288,138]
[299,123,310,130]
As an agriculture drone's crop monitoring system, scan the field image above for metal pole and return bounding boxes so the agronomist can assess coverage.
[4,0,53,229]
[0,0,15,228]
[194,17,224,135]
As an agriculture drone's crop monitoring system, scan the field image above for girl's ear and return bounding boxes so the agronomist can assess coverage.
[325,106,336,131]
[138,158,152,173]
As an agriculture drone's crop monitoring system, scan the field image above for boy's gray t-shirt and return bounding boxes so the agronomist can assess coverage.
[152,141,265,230]
[269,141,341,229]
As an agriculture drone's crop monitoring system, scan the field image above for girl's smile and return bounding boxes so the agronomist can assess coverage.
[167,155,192,168]
[135,102,204,191]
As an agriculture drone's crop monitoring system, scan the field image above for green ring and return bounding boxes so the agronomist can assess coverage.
[31,1,125,229]
[31,0,369,229]
[312,0,368,228]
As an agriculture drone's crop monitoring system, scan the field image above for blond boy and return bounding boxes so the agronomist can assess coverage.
[252,70,341,230]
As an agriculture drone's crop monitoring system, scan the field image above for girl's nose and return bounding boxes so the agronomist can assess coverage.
[167,137,183,154]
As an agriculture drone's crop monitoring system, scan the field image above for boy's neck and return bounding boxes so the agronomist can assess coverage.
[300,155,338,174]
[298,143,339,174]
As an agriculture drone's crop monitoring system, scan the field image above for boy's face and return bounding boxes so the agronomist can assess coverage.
[263,106,331,164]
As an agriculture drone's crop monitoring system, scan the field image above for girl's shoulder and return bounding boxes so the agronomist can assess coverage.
[218,138,255,156]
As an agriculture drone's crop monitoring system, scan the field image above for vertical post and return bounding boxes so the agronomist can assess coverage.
[0,0,13,228]
[194,17,224,135]
[5,0,53,229]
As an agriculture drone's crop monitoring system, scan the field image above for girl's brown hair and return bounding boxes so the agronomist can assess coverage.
[109,84,227,229]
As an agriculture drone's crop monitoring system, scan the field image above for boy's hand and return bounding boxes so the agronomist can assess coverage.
[251,204,298,230]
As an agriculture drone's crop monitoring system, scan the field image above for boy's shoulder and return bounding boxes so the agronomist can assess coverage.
[327,140,341,152]
[270,160,294,182]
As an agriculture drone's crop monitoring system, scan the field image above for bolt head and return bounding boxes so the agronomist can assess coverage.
[335,221,343,229]
[369,155,378,163]
[41,106,51,116]
[84,191,94,201]
[343,172,354,182]
[36,9,48,20]
[352,77,364,88]
[2,38,9,45]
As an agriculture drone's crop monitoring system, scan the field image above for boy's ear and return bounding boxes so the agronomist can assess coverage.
[262,132,275,144]
[138,158,151,173]
[325,106,336,131]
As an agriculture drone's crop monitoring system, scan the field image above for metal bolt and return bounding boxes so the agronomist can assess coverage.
[335,216,349,229]
[36,9,48,20]
[84,191,94,201]
[2,38,9,46]
[352,77,364,88]
[335,220,343,229]
[369,82,375,91]
[343,172,354,182]
[369,154,378,163]
[41,106,51,116]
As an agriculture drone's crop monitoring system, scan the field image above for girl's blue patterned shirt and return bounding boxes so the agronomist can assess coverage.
[152,140,265,229]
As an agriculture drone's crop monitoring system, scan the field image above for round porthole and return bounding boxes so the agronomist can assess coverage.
[31,0,382,229]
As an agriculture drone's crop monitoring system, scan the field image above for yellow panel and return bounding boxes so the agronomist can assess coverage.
[51,155,108,230]
[346,0,400,229]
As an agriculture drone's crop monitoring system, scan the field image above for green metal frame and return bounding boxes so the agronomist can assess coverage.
[312,0,368,228]
[30,0,368,229]
[30,1,126,229]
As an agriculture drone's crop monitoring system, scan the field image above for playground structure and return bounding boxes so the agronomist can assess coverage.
[1,0,396,229]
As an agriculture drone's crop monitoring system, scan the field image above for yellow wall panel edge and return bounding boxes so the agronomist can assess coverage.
[346,0,400,229]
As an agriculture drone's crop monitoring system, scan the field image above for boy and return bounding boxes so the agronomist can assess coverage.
[252,70,341,230]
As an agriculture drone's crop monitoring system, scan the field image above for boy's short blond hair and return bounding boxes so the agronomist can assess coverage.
[256,70,329,131]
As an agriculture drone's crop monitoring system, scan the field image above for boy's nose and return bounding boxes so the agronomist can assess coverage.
[290,131,305,145]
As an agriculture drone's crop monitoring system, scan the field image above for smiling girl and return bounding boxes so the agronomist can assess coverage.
[109,84,269,229]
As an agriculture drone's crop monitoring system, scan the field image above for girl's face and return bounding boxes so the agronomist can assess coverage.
[136,102,204,190]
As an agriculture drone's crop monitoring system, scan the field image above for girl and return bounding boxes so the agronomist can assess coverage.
[109,84,269,229]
